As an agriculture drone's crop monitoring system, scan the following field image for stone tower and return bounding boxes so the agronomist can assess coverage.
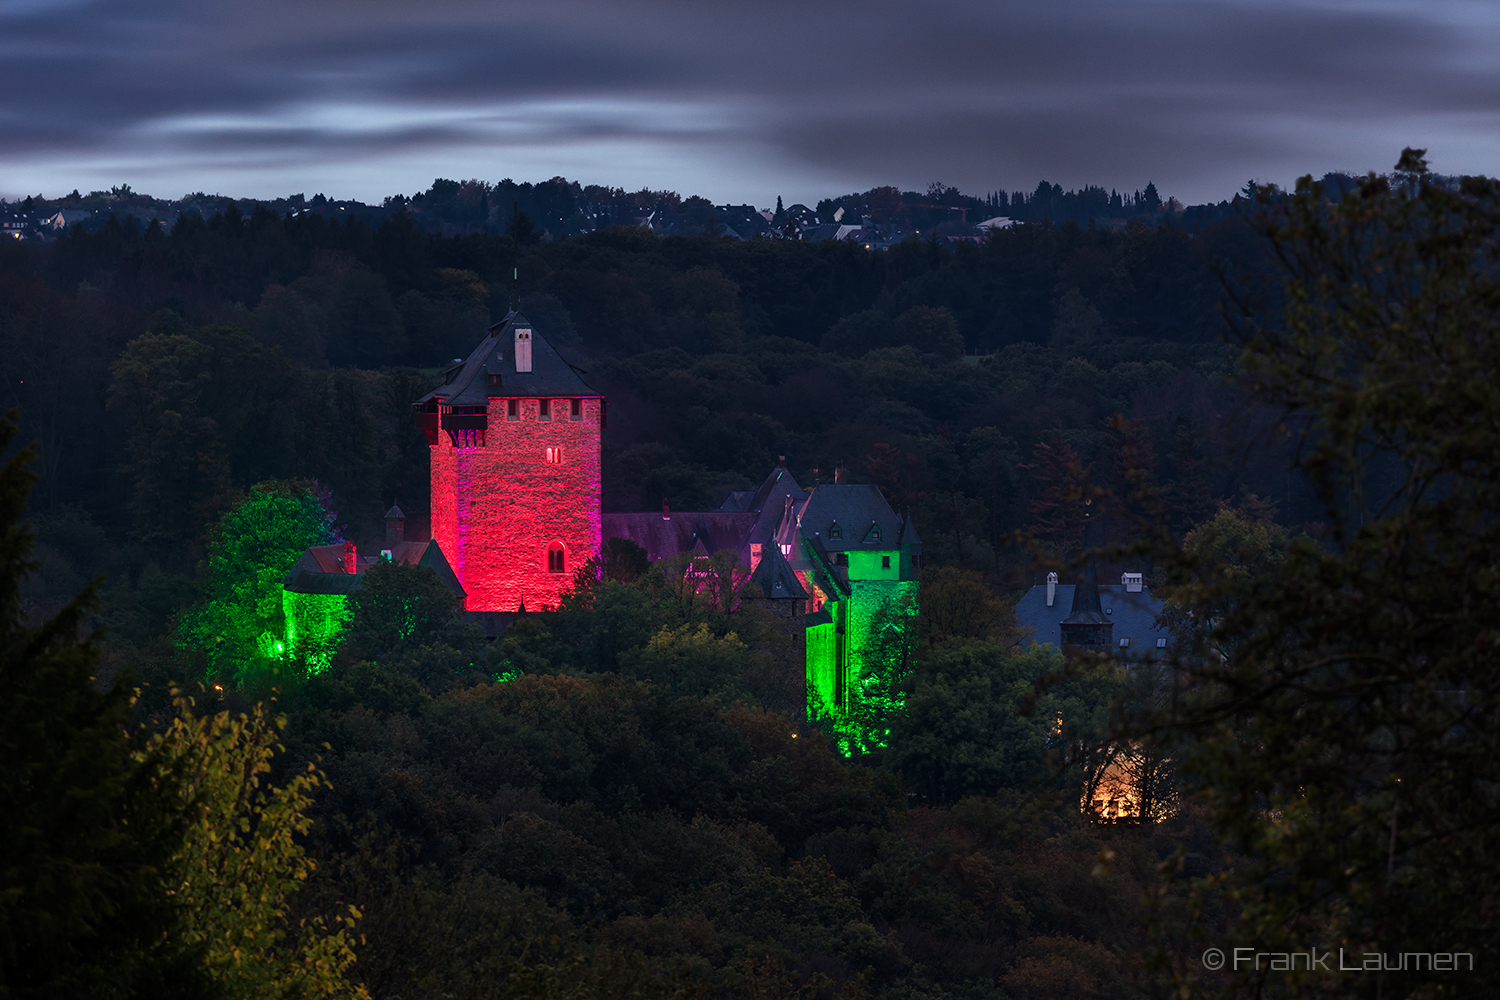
[414,311,602,611]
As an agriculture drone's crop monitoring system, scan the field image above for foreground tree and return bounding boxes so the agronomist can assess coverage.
[0,410,210,998]
[1137,151,1500,995]
[146,695,367,1000]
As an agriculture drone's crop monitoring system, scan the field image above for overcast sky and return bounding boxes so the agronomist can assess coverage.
[2,0,1498,207]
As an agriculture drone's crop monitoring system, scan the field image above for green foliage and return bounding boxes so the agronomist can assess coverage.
[0,409,212,999]
[618,622,753,698]
[339,559,486,689]
[890,642,1120,804]
[847,590,920,745]
[145,696,367,1000]
[1129,153,1500,994]
[916,567,1016,649]
[179,480,338,679]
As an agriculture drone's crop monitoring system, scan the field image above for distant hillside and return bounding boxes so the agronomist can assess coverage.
[0,172,1285,243]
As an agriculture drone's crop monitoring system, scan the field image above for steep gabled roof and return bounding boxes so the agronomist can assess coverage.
[746,542,810,600]
[415,310,596,406]
[600,512,759,564]
[1061,562,1108,626]
[282,540,465,599]
[795,484,908,552]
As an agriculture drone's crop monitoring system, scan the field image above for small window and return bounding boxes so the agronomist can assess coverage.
[837,553,849,566]
[545,447,563,464]
[1156,637,1168,648]
[547,543,565,574]
[539,398,551,421]
[570,398,582,420]
[881,555,891,569]
[507,399,519,421]
[1119,637,1131,648]
[829,521,841,539]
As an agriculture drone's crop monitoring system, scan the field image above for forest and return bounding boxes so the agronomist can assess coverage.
[5,154,1495,999]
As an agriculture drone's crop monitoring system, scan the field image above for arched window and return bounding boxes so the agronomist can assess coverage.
[546,542,566,574]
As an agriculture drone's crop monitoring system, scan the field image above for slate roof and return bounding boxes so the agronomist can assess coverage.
[1061,565,1109,626]
[1014,581,1169,657]
[415,310,597,407]
[746,542,810,600]
[282,540,465,599]
[601,512,759,563]
[603,467,810,567]
[719,490,757,511]
[793,484,917,552]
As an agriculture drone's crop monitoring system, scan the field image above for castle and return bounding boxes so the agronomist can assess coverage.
[283,312,921,735]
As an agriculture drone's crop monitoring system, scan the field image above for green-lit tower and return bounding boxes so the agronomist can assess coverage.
[774,482,921,750]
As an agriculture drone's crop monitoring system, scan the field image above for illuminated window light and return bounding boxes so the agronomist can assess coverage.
[1156,636,1168,648]
[545,446,563,464]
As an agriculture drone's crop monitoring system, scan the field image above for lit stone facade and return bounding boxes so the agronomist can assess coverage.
[420,313,603,612]
[428,396,602,611]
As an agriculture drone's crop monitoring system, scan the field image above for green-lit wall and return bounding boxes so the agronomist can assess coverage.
[806,619,839,720]
[847,549,900,581]
[805,576,919,751]
[283,590,349,673]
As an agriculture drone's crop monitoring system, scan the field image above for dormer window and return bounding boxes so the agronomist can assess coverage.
[863,522,882,543]
[539,398,551,421]
[829,522,841,539]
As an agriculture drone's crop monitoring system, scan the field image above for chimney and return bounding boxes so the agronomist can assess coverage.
[833,466,847,484]
[1122,572,1143,593]
[385,503,406,545]
[343,540,357,575]
[662,498,670,521]
[1047,571,1058,607]
[514,327,533,373]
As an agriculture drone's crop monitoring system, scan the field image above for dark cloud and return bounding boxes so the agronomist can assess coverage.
[2,0,1497,202]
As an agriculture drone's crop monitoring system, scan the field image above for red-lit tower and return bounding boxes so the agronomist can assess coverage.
[414,312,603,611]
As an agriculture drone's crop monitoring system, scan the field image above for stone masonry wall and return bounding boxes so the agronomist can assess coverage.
[435,396,602,611]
